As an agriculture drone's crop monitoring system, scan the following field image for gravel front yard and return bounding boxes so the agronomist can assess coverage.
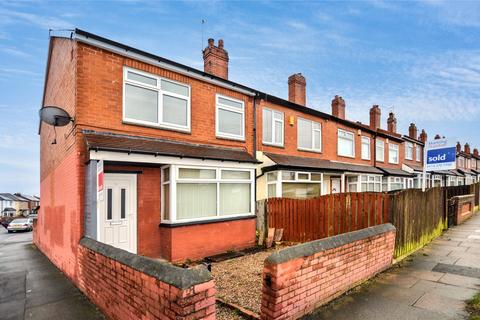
[211,245,290,315]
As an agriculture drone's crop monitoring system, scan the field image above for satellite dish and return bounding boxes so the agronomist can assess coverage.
[39,106,73,127]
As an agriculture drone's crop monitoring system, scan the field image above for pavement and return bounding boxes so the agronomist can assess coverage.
[0,226,104,320]
[304,212,480,320]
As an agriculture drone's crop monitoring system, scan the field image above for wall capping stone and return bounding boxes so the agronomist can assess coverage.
[79,237,212,289]
[265,223,396,265]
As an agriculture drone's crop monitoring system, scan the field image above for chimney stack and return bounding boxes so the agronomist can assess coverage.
[387,112,397,133]
[288,73,306,106]
[474,148,479,157]
[331,95,346,119]
[408,123,418,140]
[369,105,381,130]
[456,142,461,153]
[465,143,471,154]
[419,129,427,143]
[203,38,229,79]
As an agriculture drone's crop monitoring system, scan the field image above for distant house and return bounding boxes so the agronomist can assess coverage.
[14,193,40,212]
[0,193,20,217]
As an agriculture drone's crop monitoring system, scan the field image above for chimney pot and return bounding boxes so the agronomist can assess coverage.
[408,123,418,140]
[456,142,461,153]
[288,73,306,106]
[369,105,381,130]
[203,37,229,79]
[331,95,346,119]
[387,112,397,133]
[474,148,479,157]
[465,143,471,154]
[419,129,427,143]
[434,134,441,140]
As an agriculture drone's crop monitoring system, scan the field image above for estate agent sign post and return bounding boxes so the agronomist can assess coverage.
[422,138,457,191]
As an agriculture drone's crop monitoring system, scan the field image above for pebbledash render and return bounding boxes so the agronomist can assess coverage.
[36,29,480,273]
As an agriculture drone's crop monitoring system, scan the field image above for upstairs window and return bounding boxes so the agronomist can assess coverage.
[297,118,321,152]
[123,67,190,131]
[263,108,284,146]
[416,145,422,162]
[338,129,355,157]
[215,95,245,140]
[405,142,414,160]
[376,139,385,162]
[361,136,371,160]
[389,143,399,164]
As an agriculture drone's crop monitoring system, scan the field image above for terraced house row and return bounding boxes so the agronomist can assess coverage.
[36,29,480,268]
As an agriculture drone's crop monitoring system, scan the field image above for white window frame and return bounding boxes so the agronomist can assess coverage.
[389,143,399,164]
[262,108,284,147]
[266,170,323,199]
[376,139,385,162]
[161,165,254,224]
[337,129,355,158]
[215,94,245,141]
[361,136,371,160]
[347,174,382,192]
[297,117,322,152]
[123,67,191,132]
[405,142,414,160]
[416,145,422,162]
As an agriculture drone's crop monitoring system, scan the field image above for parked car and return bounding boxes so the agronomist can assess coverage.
[7,218,33,233]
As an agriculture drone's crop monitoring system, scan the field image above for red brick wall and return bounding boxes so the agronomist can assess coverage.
[261,224,396,319]
[75,41,254,155]
[78,239,216,320]
[160,218,256,262]
[257,101,376,166]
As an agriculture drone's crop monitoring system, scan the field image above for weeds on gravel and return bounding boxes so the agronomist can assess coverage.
[467,292,480,320]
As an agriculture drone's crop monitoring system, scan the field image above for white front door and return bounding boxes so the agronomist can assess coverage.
[99,174,137,253]
[331,178,341,194]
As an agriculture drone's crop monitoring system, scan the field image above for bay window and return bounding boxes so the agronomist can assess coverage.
[361,137,371,160]
[384,177,404,191]
[376,139,385,162]
[161,166,254,223]
[216,95,245,140]
[338,129,355,157]
[389,143,399,164]
[298,118,321,152]
[405,142,413,160]
[263,108,284,146]
[123,67,190,131]
[347,175,382,192]
[266,170,323,199]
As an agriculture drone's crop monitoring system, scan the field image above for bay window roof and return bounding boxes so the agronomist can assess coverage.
[83,130,258,163]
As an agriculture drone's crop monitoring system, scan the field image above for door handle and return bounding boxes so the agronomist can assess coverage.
[109,221,123,226]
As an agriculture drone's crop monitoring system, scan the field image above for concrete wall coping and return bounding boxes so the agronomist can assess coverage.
[451,194,475,202]
[265,223,396,265]
[79,237,212,289]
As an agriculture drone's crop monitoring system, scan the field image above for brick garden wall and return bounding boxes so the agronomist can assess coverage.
[261,224,396,319]
[78,238,216,320]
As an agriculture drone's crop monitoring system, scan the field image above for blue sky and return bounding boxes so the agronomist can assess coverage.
[1,0,480,195]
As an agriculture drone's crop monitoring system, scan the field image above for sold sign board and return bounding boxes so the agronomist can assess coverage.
[425,138,457,171]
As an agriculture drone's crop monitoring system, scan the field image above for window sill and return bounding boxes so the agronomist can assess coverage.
[298,148,322,154]
[159,214,256,228]
[262,142,284,149]
[338,154,355,159]
[122,120,191,134]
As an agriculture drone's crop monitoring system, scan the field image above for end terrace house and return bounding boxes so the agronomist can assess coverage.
[36,29,261,272]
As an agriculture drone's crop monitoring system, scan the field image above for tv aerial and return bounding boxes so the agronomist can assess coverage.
[39,106,74,144]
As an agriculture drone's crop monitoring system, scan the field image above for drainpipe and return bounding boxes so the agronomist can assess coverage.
[253,95,257,204]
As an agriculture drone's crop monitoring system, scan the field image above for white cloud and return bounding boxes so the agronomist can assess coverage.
[0,8,73,30]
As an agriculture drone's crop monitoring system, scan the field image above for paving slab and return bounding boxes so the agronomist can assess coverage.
[0,228,104,320]
[303,212,480,319]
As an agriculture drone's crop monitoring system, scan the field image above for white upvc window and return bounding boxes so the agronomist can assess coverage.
[263,108,284,146]
[384,176,404,191]
[347,175,382,192]
[297,118,321,152]
[416,145,422,162]
[376,139,385,162]
[338,129,355,157]
[405,142,414,160]
[161,165,254,223]
[266,170,323,199]
[389,143,399,164]
[361,136,371,160]
[215,94,245,141]
[123,67,191,132]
